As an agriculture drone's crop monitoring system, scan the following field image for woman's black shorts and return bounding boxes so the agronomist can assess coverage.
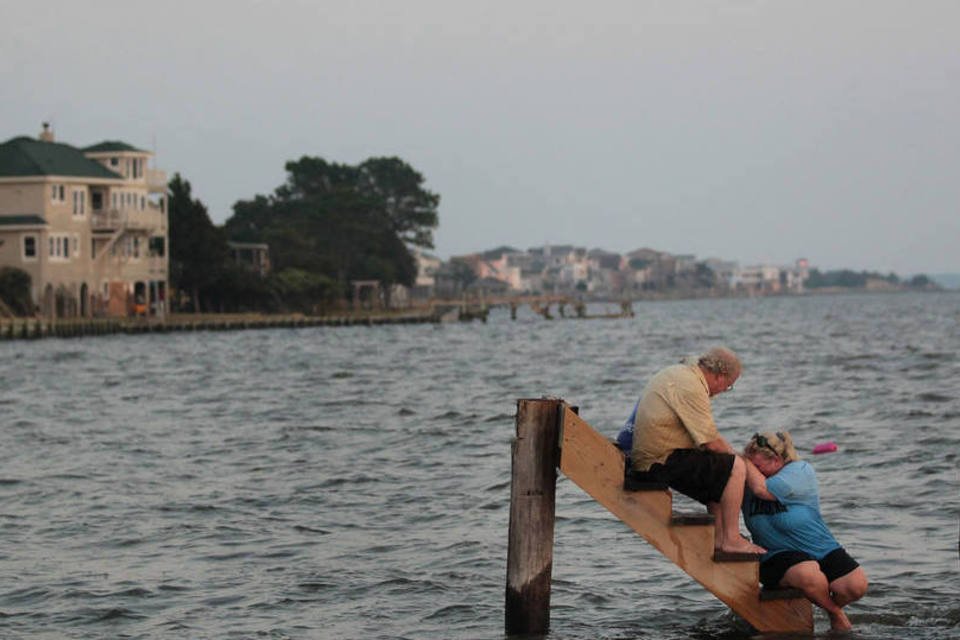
[760,547,860,589]
[632,448,734,505]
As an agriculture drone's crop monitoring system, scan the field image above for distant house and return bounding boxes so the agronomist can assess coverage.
[703,258,738,289]
[228,241,270,277]
[411,249,441,298]
[455,250,522,291]
[588,249,624,272]
[0,125,168,318]
[732,260,809,294]
[626,248,676,290]
[732,265,783,293]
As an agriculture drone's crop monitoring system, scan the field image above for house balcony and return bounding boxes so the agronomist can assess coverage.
[91,207,165,233]
[146,168,167,193]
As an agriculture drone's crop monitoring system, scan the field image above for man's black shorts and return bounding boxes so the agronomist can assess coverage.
[630,448,734,505]
[759,547,860,588]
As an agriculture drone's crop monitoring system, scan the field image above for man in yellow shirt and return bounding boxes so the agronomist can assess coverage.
[627,346,765,555]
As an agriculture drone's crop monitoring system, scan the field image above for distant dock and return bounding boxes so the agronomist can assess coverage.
[0,297,636,341]
[0,310,440,341]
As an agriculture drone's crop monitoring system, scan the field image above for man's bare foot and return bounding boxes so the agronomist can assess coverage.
[828,609,852,632]
[717,539,766,555]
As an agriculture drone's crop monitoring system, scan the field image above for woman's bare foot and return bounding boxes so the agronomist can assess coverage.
[828,609,852,632]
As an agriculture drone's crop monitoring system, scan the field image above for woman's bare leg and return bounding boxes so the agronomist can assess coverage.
[781,561,852,631]
[830,567,868,607]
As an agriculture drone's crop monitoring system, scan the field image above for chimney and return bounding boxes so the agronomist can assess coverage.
[39,122,54,142]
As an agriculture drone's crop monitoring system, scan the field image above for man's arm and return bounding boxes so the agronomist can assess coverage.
[702,435,735,454]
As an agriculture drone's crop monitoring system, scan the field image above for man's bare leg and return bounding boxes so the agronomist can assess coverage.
[707,503,722,549]
[782,562,852,631]
[715,456,765,554]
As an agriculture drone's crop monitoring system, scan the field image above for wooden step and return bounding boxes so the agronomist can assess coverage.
[760,587,806,602]
[558,406,812,633]
[713,550,764,562]
[671,511,715,526]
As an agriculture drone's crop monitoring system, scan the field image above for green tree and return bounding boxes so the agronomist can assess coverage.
[268,268,338,313]
[225,155,438,305]
[168,173,230,311]
[356,157,440,249]
[909,274,934,288]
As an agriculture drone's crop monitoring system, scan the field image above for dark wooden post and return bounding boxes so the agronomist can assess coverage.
[505,398,562,635]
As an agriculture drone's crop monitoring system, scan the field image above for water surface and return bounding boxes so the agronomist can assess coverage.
[0,292,957,639]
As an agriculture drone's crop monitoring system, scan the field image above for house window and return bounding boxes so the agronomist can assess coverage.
[148,236,165,257]
[72,188,86,216]
[73,234,80,258]
[22,235,37,261]
[51,184,65,202]
[110,157,119,167]
[48,234,73,260]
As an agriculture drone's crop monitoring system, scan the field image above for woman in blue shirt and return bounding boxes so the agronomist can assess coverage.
[742,431,868,632]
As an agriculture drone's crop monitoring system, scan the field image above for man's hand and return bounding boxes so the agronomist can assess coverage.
[702,435,736,454]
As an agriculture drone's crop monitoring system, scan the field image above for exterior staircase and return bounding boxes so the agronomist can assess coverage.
[558,405,813,633]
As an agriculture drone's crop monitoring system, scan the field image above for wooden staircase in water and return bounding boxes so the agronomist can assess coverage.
[557,405,812,633]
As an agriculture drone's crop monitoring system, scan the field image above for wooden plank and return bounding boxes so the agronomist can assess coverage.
[760,587,806,601]
[672,512,716,526]
[558,406,812,633]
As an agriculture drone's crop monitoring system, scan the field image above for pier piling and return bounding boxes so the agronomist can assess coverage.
[505,398,563,635]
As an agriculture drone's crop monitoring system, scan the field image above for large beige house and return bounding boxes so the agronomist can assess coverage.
[0,124,168,318]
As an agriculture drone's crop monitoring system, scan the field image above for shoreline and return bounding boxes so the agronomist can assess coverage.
[0,288,951,342]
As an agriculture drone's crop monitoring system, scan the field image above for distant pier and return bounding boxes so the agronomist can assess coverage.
[0,310,440,341]
[0,297,636,341]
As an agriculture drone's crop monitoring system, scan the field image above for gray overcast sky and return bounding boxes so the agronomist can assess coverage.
[2,0,957,275]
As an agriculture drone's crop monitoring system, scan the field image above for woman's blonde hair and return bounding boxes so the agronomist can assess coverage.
[745,430,800,463]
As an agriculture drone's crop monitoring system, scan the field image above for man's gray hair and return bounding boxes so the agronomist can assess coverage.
[697,346,741,377]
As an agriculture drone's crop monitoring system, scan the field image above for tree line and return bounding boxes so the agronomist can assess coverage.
[168,155,439,313]
[805,269,934,289]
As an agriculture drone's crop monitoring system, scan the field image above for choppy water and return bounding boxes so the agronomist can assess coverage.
[0,292,957,639]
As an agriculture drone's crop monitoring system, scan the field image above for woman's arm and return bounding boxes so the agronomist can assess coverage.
[742,456,779,501]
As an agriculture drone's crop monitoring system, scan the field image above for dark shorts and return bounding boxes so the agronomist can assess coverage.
[760,547,860,589]
[631,448,735,505]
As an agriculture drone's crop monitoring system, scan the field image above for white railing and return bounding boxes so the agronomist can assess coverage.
[91,208,164,232]
[146,168,167,192]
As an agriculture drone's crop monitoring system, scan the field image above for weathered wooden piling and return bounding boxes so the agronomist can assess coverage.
[505,398,563,636]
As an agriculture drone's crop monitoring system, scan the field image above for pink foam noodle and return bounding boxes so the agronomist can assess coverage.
[812,441,838,454]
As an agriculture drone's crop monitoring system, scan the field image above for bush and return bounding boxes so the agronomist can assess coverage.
[0,267,33,316]
[268,268,339,313]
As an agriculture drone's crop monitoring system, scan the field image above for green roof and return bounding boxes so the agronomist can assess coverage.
[82,140,146,153]
[0,214,47,226]
[0,137,123,179]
